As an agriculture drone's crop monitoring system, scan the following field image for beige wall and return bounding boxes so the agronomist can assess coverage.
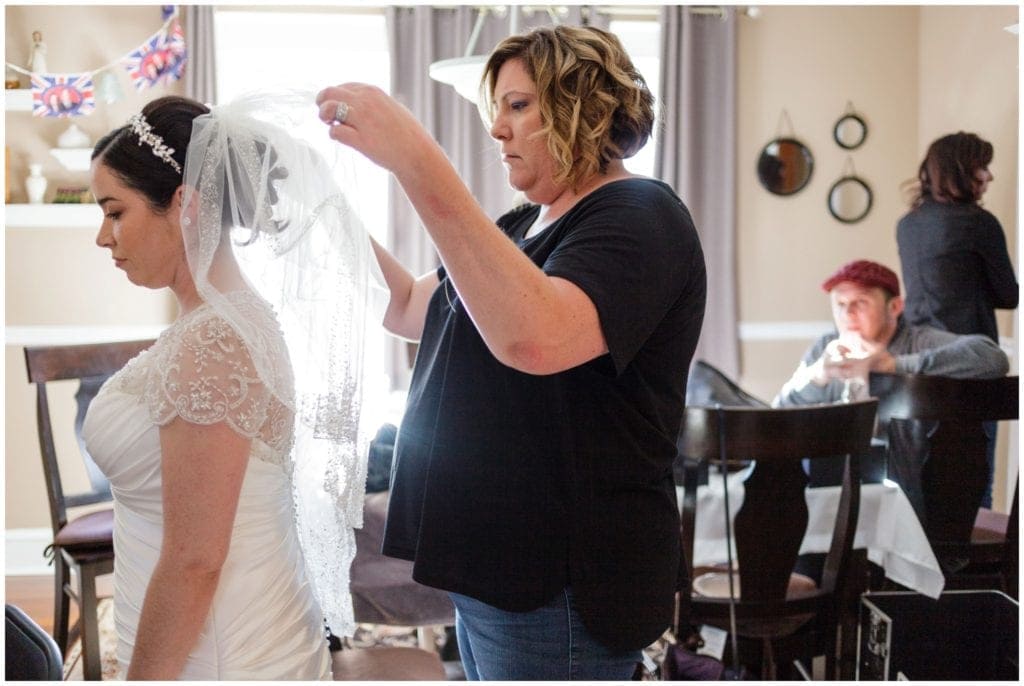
[737,5,923,398]
[736,5,1018,510]
[5,5,1020,530]
[5,5,181,529]
[738,4,1018,397]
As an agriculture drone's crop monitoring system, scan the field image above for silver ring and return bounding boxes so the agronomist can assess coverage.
[333,101,350,124]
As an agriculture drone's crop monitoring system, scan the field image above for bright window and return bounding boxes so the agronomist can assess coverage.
[215,8,397,418]
[214,8,390,243]
[609,18,661,177]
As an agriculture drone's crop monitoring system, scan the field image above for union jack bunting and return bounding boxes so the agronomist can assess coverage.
[31,73,96,117]
[123,19,187,91]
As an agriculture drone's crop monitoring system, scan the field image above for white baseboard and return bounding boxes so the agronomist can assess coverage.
[738,320,833,341]
[6,528,54,576]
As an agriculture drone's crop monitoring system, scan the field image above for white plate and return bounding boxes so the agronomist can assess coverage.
[693,571,738,598]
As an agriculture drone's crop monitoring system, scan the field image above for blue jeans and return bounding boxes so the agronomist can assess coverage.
[450,588,642,680]
[982,420,997,509]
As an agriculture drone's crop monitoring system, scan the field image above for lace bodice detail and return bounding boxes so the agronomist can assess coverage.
[108,291,295,464]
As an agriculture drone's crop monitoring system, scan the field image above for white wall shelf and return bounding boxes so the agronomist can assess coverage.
[4,89,33,112]
[49,147,92,171]
[5,203,101,228]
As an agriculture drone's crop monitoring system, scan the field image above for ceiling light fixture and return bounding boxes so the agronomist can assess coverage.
[429,6,518,103]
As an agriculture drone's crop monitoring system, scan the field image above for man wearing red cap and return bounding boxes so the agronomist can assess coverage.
[775,259,1008,407]
[774,258,1009,579]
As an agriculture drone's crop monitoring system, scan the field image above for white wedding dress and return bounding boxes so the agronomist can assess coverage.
[83,291,331,680]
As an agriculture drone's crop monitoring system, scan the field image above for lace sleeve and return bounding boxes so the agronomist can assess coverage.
[145,311,278,440]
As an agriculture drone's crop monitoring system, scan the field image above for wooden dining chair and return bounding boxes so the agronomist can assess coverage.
[334,510,452,681]
[868,372,1019,580]
[24,339,155,680]
[956,480,1019,599]
[349,491,456,642]
[676,399,878,679]
[338,424,460,680]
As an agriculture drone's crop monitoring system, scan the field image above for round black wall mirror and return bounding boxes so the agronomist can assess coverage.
[757,138,814,196]
[834,114,868,150]
[828,175,873,223]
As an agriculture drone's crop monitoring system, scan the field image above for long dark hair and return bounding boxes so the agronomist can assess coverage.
[906,131,993,208]
[92,96,209,212]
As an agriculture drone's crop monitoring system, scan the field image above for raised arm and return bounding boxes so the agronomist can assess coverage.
[316,85,607,375]
[369,236,438,341]
[126,419,250,679]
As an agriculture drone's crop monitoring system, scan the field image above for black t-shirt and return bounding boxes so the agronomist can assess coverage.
[383,178,706,650]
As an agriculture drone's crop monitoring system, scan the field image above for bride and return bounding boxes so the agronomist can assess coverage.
[83,92,381,679]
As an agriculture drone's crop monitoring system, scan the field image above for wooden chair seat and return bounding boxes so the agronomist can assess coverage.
[969,507,1008,563]
[973,507,1009,541]
[331,646,446,680]
[53,509,114,551]
[692,568,819,600]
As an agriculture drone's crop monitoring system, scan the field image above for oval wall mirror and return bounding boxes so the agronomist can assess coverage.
[828,176,873,223]
[834,114,868,150]
[757,138,814,196]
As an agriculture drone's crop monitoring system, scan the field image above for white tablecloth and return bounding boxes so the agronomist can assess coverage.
[680,468,945,598]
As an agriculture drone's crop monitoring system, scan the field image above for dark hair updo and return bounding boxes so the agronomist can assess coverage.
[91,96,209,212]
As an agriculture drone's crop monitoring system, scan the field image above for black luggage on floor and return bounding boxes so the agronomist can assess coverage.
[857,590,1018,680]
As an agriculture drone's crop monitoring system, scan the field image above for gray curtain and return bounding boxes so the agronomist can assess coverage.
[184,5,217,104]
[655,6,739,379]
[384,6,604,389]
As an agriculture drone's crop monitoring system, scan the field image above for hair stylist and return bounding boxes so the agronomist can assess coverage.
[317,25,706,680]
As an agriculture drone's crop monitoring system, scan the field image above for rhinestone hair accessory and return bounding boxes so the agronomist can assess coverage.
[127,113,182,174]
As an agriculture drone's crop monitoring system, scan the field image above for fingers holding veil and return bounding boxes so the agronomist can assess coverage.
[316,84,362,149]
[316,83,436,173]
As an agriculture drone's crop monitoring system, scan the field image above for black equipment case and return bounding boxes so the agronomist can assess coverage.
[857,590,1018,680]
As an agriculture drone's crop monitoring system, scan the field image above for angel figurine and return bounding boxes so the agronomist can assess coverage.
[27,30,47,74]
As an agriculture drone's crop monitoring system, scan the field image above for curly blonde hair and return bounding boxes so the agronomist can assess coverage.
[481,25,654,191]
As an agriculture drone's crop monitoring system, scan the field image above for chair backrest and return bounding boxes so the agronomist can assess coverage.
[678,400,877,605]
[868,373,1019,547]
[869,373,1019,424]
[5,603,63,681]
[685,360,770,409]
[24,340,155,536]
[677,360,768,486]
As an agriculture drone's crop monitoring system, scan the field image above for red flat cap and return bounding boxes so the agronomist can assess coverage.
[821,259,900,297]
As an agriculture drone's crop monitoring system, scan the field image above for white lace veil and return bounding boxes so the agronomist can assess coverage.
[179,89,385,637]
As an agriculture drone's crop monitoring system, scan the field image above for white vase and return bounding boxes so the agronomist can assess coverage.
[58,124,91,149]
[25,163,47,204]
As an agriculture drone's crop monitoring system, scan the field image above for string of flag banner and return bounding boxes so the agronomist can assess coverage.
[5,8,186,118]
